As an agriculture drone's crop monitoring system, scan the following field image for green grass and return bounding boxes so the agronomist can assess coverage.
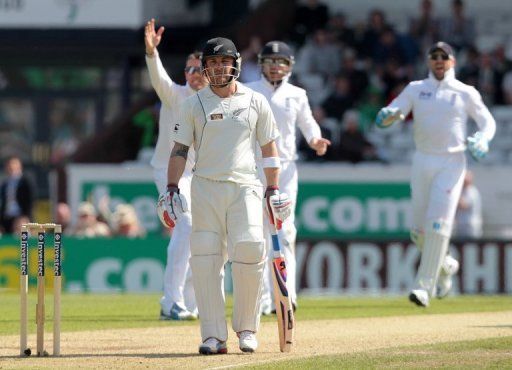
[1,293,511,335]
[243,336,512,369]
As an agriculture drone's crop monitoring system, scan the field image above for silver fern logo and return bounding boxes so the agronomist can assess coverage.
[232,108,246,118]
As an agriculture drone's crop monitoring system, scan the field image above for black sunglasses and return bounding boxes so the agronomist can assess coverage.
[429,53,449,61]
[184,66,202,74]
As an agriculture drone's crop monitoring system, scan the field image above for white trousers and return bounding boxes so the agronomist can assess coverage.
[411,151,466,234]
[153,167,196,313]
[189,176,265,342]
[410,151,466,294]
[260,161,298,308]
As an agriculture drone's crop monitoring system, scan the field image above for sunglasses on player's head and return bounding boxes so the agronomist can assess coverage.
[429,53,450,61]
[184,66,202,74]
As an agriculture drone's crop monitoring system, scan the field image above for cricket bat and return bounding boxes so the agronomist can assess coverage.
[267,211,294,352]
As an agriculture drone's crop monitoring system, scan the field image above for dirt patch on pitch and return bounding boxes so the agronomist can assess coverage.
[1,311,511,369]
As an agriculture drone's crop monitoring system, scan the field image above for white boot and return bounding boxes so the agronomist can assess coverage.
[436,255,459,298]
[409,289,429,307]
[198,337,227,355]
[238,331,258,353]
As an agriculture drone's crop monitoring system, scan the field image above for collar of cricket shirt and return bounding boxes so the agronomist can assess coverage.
[185,82,196,95]
[428,67,456,87]
[205,81,245,99]
[261,74,290,92]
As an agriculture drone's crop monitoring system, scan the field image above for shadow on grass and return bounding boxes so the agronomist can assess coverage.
[1,352,251,359]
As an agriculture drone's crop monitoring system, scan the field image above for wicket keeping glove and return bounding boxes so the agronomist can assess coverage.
[375,107,404,128]
[156,184,188,229]
[467,131,489,160]
[265,186,292,225]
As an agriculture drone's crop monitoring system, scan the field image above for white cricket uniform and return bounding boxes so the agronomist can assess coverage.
[174,82,279,342]
[247,76,322,307]
[146,51,197,314]
[388,68,495,295]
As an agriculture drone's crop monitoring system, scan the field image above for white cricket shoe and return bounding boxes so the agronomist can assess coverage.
[437,255,460,298]
[238,330,258,353]
[160,303,197,321]
[198,337,227,355]
[409,289,429,307]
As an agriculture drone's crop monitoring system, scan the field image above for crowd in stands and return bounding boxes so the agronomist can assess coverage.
[239,0,512,164]
[58,200,146,238]
[0,155,146,237]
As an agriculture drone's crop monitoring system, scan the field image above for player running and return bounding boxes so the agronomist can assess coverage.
[376,41,496,307]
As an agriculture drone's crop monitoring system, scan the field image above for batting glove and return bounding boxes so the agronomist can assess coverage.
[156,184,188,228]
[265,186,292,225]
[467,131,489,161]
[375,107,404,128]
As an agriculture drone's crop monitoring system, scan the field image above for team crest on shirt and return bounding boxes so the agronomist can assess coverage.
[173,123,179,133]
[210,113,223,120]
[419,91,432,99]
[231,108,246,118]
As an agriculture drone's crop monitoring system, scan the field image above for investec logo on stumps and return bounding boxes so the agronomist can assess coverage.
[21,232,29,275]
[37,233,45,276]
[54,233,62,277]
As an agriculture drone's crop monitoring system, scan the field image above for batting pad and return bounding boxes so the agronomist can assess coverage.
[190,231,227,342]
[231,245,264,333]
[410,228,425,251]
[414,227,449,296]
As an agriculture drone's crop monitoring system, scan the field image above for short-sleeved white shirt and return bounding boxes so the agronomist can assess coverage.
[389,69,496,154]
[174,82,279,185]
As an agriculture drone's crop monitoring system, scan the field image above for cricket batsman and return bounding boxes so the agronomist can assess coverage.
[164,37,291,354]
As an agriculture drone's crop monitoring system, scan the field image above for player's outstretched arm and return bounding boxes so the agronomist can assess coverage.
[308,137,331,156]
[144,18,164,57]
[375,107,405,128]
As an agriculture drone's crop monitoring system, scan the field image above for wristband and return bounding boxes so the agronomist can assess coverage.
[262,157,281,168]
[167,183,179,191]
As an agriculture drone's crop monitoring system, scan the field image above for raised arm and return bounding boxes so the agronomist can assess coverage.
[144,18,176,107]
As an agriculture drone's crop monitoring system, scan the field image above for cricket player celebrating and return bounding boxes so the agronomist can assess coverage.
[145,19,207,320]
[164,37,291,354]
[376,41,496,307]
[247,41,331,313]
